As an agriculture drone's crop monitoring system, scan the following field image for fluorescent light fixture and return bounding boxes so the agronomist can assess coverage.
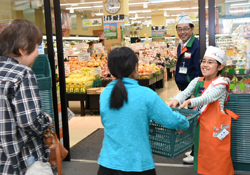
[229,9,250,13]
[129,2,145,5]
[160,7,191,11]
[147,24,150,27]
[93,5,103,8]
[95,13,104,16]
[164,11,167,16]
[133,20,142,23]
[130,17,145,19]
[70,8,74,13]
[230,3,250,6]
[61,1,102,6]
[151,0,181,3]
[191,19,199,22]
[66,6,92,10]
[129,10,152,14]
[71,4,78,7]
[225,0,248,3]
[143,2,148,8]
[191,7,199,9]
[171,14,181,16]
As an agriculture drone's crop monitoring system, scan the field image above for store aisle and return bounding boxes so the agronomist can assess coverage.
[68,78,179,148]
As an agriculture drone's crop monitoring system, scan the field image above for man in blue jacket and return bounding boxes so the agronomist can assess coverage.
[175,13,201,91]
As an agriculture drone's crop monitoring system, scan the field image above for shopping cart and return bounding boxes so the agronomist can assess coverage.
[149,108,200,158]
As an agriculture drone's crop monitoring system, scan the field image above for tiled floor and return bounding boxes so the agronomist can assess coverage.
[68,78,179,148]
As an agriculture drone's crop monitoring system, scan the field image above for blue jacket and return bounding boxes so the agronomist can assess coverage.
[175,35,201,91]
[98,78,189,172]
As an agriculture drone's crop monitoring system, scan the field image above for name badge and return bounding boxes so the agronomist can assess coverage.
[216,128,229,141]
[179,67,187,74]
[184,52,191,57]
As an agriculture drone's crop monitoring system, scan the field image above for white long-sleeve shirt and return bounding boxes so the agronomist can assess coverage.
[175,77,228,112]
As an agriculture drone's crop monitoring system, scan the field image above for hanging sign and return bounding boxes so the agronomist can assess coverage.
[103,14,125,23]
[82,18,102,26]
[104,23,118,40]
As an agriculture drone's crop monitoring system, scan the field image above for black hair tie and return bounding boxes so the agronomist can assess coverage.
[117,76,123,80]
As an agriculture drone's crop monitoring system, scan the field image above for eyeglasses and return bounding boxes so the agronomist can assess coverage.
[200,59,218,65]
[176,27,191,32]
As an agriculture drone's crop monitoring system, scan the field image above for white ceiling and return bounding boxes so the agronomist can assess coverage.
[59,0,199,19]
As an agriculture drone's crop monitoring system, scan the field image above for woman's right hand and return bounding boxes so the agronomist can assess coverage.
[167,99,179,108]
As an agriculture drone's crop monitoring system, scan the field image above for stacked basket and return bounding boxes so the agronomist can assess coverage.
[225,94,250,172]
[32,54,55,127]
[149,108,199,158]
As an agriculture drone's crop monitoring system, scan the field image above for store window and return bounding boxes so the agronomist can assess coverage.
[214,0,250,77]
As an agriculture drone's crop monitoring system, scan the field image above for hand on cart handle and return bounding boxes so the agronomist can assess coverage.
[176,129,184,134]
[179,100,191,109]
[168,99,179,108]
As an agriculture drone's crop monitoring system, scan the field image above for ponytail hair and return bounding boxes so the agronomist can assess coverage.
[108,47,138,109]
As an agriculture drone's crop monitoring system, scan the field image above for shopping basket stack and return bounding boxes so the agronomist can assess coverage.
[32,54,55,127]
[149,108,199,158]
[225,94,250,172]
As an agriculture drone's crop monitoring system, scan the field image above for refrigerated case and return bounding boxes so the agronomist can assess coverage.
[212,0,250,172]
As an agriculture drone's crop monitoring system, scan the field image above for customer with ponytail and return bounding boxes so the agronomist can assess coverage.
[97,47,190,175]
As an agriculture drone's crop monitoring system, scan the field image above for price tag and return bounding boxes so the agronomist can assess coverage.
[79,48,88,53]
[95,47,105,54]
[94,68,102,75]
[65,65,70,76]
[76,44,84,50]
[94,43,102,49]
[78,53,90,62]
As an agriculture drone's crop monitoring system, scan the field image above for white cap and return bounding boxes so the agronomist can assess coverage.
[204,46,228,65]
[177,12,193,25]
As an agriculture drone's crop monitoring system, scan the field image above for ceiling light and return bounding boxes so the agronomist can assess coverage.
[159,7,190,11]
[151,0,181,3]
[129,2,145,5]
[93,5,103,8]
[191,7,199,9]
[147,23,149,27]
[61,1,102,6]
[70,8,74,13]
[66,6,92,10]
[225,0,248,3]
[95,13,104,16]
[164,11,167,16]
[129,10,152,14]
[143,2,148,8]
[230,2,250,6]
[135,13,138,18]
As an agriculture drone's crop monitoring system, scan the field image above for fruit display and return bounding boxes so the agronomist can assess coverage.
[230,76,250,94]
[65,68,98,94]
[64,53,107,72]
[138,64,164,79]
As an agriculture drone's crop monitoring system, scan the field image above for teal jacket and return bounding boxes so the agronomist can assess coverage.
[98,78,189,172]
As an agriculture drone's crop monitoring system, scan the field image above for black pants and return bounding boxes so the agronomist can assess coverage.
[190,144,194,156]
[97,165,156,175]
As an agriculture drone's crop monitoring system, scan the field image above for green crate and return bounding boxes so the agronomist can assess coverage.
[220,69,225,75]
[32,55,52,90]
[239,69,245,74]
[149,108,200,158]
[225,94,250,171]
[229,69,235,75]
[32,55,54,127]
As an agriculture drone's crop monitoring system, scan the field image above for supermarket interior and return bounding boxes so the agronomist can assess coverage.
[0,0,250,174]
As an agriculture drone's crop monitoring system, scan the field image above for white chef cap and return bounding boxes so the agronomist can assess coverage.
[204,46,228,65]
[177,12,193,25]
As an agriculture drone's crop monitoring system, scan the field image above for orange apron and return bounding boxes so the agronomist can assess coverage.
[193,77,239,175]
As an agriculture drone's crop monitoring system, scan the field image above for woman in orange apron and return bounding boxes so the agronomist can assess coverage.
[168,46,239,175]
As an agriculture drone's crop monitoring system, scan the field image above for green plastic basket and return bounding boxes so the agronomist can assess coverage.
[32,55,54,127]
[149,108,200,158]
[32,55,52,90]
[225,94,250,171]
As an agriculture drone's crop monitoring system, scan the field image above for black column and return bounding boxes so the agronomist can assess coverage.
[52,0,70,161]
[209,0,215,46]
[199,0,206,58]
[43,0,60,142]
